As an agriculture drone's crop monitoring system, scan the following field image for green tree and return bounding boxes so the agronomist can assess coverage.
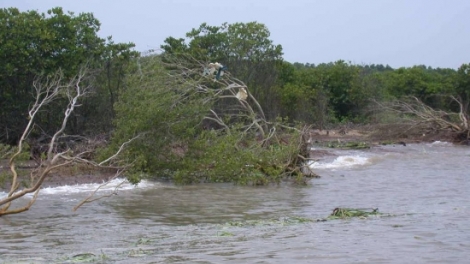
[104,54,312,185]
[0,7,136,144]
[282,61,364,123]
[381,66,457,110]
[454,63,470,114]
[161,22,284,119]
[276,62,319,123]
[102,55,209,177]
[78,39,139,134]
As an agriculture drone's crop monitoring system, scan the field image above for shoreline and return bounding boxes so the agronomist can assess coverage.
[0,162,118,191]
[0,128,461,190]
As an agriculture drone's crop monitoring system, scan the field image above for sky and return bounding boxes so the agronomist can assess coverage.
[1,0,470,69]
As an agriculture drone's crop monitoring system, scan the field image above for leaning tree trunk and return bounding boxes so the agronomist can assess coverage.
[159,53,319,184]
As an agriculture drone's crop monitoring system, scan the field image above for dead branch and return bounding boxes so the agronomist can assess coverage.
[98,135,140,166]
[451,95,469,131]
[158,53,318,183]
[203,110,231,134]
[47,67,91,161]
[1,69,90,215]
[0,67,135,216]
[73,169,126,211]
[373,96,470,141]
[161,53,269,139]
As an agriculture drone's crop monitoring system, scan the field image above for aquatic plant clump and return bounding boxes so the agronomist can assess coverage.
[328,207,381,219]
[60,252,109,263]
[222,216,314,228]
[218,209,386,230]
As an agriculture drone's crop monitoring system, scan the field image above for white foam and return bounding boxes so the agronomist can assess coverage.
[0,179,157,199]
[429,141,452,147]
[39,178,156,195]
[0,179,159,200]
[310,155,371,170]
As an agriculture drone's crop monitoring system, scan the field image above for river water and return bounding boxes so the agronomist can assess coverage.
[0,141,469,263]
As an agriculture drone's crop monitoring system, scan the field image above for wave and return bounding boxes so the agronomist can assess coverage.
[309,155,371,170]
[428,141,452,147]
[0,179,157,198]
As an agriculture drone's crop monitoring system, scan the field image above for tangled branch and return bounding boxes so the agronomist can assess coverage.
[159,53,316,183]
[374,96,470,141]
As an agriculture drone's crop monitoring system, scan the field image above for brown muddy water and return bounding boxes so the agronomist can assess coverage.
[0,141,469,263]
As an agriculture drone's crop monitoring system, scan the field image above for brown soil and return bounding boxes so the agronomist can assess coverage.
[307,124,458,160]
[309,125,457,145]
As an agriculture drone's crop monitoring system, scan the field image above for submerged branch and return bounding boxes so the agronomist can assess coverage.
[73,170,126,212]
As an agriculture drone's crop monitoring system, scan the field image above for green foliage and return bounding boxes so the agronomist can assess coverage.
[277,61,461,125]
[454,63,470,112]
[171,128,301,185]
[1,9,466,141]
[0,7,137,144]
[79,38,139,134]
[102,53,306,185]
[383,66,453,100]
[80,18,470,139]
[161,21,284,120]
[277,60,368,125]
[162,21,283,63]
[0,143,30,160]
[0,144,14,159]
[98,55,208,182]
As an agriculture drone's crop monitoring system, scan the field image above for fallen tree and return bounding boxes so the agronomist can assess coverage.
[106,53,318,185]
[373,96,470,143]
[166,55,319,183]
[0,68,135,216]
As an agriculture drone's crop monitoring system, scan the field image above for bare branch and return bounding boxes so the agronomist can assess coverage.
[156,53,317,184]
[451,95,469,130]
[98,135,140,166]
[372,96,470,141]
[0,66,133,216]
[73,170,126,212]
[204,110,231,134]
[47,68,91,161]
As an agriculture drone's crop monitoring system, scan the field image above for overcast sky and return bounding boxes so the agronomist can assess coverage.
[2,0,469,69]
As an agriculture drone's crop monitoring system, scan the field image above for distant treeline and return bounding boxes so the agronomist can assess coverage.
[276,61,468,127]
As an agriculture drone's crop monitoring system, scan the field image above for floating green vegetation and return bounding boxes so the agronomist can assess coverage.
[222,216,314,228]
[133,237,153,246]
[327,207,381,219]
[217,230,235,237]
[219,209,387,231]
[61,252,108,263]
[55,210,391,262]
[126,248,153,258]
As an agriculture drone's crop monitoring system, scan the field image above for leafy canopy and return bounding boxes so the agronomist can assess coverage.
[0,7,136,144]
